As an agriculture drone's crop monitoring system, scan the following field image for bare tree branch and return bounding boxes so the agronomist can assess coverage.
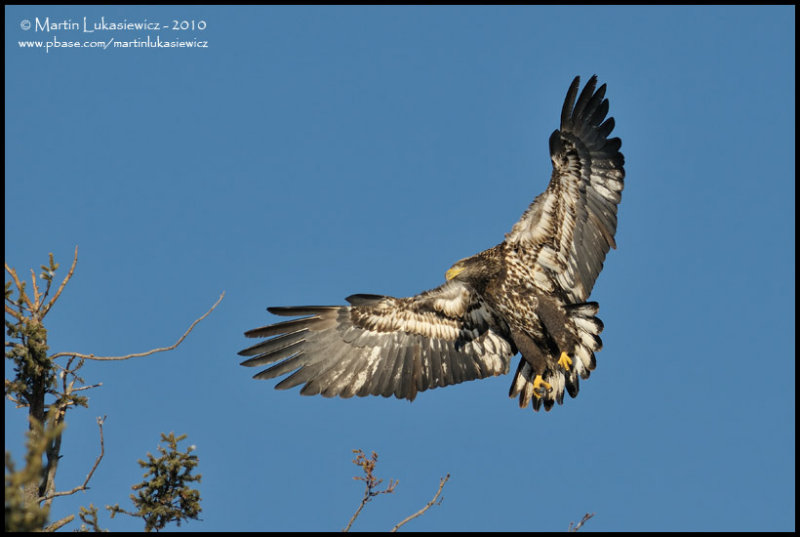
[343,494,367,532]
[39,416,106,503]
[49,292,225,361]
[69,383,103,393]
[568,512,595,532]
[391,474,450,532]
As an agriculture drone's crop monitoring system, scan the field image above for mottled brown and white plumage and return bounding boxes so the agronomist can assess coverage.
[239,75,625,411]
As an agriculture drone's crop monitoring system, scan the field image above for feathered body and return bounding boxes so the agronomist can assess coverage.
[240,76,625,411]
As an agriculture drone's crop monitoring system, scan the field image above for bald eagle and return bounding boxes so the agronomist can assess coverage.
[240,75,625,411]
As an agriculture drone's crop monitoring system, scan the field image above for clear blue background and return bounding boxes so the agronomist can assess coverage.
[5,5,795,532]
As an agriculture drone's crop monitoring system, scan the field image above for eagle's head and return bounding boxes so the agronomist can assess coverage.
[445,248,501,282]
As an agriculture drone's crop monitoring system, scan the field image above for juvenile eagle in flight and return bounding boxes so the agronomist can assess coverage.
[240,75,625,411]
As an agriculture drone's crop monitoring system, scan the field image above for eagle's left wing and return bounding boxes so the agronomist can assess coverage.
[239,281,515,401]
[506,75,625,303]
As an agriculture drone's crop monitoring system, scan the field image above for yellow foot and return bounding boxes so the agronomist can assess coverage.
[532,374,552,399]
[558,351,573,371]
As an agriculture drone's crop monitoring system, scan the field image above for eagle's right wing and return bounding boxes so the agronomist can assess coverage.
[239,281,515,401]
[506,75,625,303]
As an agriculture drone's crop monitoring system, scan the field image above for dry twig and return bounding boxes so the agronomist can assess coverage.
[49,292,225,361]
[343,450,450,532]
[391,473,450,532]
[568,512,595,532]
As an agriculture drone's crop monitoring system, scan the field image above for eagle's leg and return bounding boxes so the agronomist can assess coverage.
[557,351,572,371]
[532,375,552,399]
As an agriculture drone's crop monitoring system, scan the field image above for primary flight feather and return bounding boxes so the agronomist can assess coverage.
[240,75,625,411]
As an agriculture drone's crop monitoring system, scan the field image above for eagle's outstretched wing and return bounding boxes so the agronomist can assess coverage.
[239,281,515,400]
[506,75,625,303]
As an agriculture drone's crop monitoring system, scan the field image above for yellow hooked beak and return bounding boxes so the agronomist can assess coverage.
[445,265,465,281]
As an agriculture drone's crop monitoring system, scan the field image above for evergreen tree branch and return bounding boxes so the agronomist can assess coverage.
[6,302,25,320]
[4,263,33,312]
[43,514,75,532]
[76,504,108,532]
[30,269,42,310]
[107,432,202,532]
[40,246,77,319]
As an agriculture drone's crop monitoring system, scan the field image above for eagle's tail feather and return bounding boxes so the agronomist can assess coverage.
[509,302,604,411]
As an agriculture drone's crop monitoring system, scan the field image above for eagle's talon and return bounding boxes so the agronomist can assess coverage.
[558,351,572,371]
[532,374,552,399]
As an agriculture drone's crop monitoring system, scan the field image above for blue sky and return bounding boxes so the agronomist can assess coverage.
[4,5,795,532]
